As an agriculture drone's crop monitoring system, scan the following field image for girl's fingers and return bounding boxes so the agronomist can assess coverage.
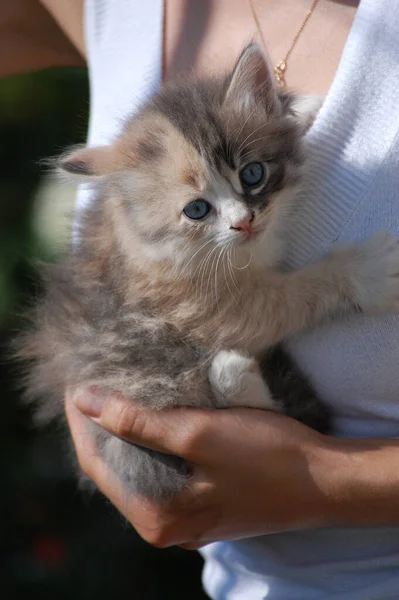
[71,387,215,461]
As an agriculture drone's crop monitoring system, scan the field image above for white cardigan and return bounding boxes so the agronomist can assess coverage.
[81,1,399,598]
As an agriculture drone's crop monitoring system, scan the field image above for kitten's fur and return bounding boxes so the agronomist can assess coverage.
[18,45,399,500]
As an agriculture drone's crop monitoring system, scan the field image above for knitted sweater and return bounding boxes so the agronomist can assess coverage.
[80,1,399,597]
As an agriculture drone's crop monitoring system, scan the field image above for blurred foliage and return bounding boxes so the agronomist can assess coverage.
[0,69,88,324]
[0,69,207,600]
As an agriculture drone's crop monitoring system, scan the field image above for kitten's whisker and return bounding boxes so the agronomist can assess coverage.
[198,244,219,302]
[209,244,222,302]
[232,100,264,153]
[195,248,212,298]
[184,237,217,274]
[223,245,240,306]
[201,246,214,305]
[239,138,274,164]
[230,245,252,270]
[242,134,272,149]
[236,120,270,156]
[214,245,226,313]
[227,246,242,298]
[191,237,219,297]
[205,244,221,306]
[225,118,234,166]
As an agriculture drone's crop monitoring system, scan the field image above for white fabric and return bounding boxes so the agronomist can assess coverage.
[78,0,163,215]
[81,1,399,598]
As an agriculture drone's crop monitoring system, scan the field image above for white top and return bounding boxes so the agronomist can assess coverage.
[81,1,399,598]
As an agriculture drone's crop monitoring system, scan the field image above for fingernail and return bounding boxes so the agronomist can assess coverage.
[74,388,107,418]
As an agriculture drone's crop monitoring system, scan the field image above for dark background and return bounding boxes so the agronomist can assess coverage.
[0,68,208,600]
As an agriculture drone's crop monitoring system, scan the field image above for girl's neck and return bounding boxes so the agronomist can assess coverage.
[163,0,359,97]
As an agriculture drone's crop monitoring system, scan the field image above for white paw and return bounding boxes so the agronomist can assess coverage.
[209,350,277,410]
[344,232,399,314]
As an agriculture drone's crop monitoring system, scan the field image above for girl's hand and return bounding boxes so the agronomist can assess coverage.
[66,388,341,548]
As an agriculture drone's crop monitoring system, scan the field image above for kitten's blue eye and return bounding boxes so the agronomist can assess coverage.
[183,199,212,220]
[240,162,265,187]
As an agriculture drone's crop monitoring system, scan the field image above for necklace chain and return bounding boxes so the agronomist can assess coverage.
[248,0,320,87]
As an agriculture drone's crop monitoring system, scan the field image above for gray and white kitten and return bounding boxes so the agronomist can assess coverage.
[18,45,399,500]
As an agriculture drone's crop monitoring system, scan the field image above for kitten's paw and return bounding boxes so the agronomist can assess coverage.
[343,232,399,314]
[209,350,278,410]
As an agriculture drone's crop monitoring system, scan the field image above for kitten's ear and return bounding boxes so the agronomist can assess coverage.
[224,43,280,113]
[58,145,120,179]
[289,95,324,133]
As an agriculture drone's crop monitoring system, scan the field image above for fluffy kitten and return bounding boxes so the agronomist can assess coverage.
[18,45,399,501]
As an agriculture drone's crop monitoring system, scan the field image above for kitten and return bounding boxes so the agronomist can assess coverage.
[18,44,399,501]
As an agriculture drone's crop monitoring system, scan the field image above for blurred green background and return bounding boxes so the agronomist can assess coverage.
[0,68,207,600]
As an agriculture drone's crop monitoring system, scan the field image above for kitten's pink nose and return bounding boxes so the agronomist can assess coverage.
[230,213,254,234]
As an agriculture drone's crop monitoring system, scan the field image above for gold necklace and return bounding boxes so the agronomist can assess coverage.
[248,0,320,87]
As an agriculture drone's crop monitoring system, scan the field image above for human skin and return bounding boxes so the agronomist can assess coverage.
[0,0,84,78]
[4,1,358,95]
[68,389,399,549]
[10,0,399,549]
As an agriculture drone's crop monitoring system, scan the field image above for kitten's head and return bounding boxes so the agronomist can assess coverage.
[61,44,320,274]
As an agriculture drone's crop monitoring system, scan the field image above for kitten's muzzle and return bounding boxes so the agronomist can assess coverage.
[230,212,255,238]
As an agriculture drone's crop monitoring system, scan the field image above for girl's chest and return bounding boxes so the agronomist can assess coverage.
[284,123,399,436]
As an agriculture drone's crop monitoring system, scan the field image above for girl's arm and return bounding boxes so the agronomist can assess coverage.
[0,0,85,79]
